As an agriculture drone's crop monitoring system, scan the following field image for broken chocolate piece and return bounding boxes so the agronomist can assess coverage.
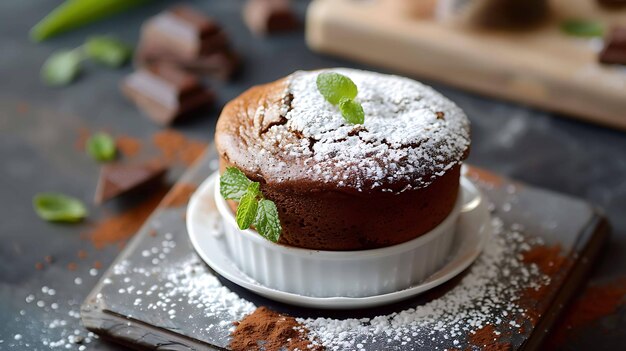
[136,42,240,81]
[599,26,626,65]
[121,64,214,125]
[243,0,299,36]
[94,160,166,204]
[136,5,240,80]
[597,0,626,8]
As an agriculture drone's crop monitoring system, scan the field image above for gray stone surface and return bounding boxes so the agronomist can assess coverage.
[1,0,625,350]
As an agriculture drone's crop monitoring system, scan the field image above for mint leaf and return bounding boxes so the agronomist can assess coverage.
[85,36,132,68]
[41,50,83,86]
[236,183,260,230]
[339,98,365,124]
[255,199,281,242]
[316,72,358,105]
[86,132,116,162]
[33,193,88,222]
[220,167,252,201]
[561,20,604,37]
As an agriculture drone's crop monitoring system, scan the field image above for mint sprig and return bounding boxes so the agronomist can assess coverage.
[255,199,281,243]
[220,167,282,242]
[561,20,604,37]
[316,72,364,125]
[42,49,83,86]
[41,35,132,87]
[220,167,252,201]
[33,193,88,223]
[86,132,116,162]
[236,183,260,230]
[84,36,132,68]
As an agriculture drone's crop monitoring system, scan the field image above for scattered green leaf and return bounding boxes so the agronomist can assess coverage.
[561,20,604,37]
[86,132,116,162]
[30,0,150,42]
[255,199,281,242]
[316,72,358,105]
[339,98,365,125]
[236,183,261,230]
[33,193,88,222]
[41,49,83,86]
[85,36,132,67]
[220,167,252,201]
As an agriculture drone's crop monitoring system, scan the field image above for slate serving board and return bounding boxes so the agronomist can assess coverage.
[81,145,609,350]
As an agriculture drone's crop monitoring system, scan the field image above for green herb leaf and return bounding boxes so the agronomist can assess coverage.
[254,199,281,242]
[220,167,252,201]
[41,50,83,86]
[33,193,88,222]
[561,20,604,37]
[86,132,116,162]
[85,36,132,67]
[30,0,149,42]
[316,72,358,105]
[236,183,260,230]
[339,98,365,125]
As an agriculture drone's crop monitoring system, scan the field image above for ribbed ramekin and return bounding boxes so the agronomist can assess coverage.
[212,174,467,298]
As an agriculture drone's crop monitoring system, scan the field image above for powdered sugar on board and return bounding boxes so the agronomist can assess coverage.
[259,68,470,192]
[98,214,553,350]
[298,217,551,350]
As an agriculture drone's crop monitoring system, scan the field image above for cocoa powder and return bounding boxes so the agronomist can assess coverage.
[152,129,206,166]
[116,135,142,158]
[75,127,91,151]
[546,277,626,348]
[517,244,567,325]
[87,186,169,249]
[161,183,197,208]
[521,244,566,277]
[230,307,324,351]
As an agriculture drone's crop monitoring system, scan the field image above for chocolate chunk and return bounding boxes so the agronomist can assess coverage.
[599,27,626,65]
[137,42,240,81]
[136,5,239,80]
[597,0,626,8]
[243,0,299,36]
[121,64,214,125]
[94,160,166,204]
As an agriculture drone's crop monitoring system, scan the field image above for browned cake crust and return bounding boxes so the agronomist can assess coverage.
[215,69,470,250]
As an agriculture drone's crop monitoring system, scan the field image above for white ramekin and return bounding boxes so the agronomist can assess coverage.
[213,177,464,298]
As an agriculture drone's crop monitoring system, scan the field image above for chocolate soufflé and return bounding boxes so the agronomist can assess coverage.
[215,68,470,250]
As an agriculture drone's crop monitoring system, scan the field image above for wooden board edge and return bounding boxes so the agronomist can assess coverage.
[522,212,611,350]
[305,0,626,131]
[81,301,225,351]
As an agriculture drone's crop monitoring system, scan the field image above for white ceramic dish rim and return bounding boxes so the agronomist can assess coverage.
[213,173,463,259]
[187,173,491,308]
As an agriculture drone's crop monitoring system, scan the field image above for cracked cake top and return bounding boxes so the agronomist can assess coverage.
[215,68,470,193]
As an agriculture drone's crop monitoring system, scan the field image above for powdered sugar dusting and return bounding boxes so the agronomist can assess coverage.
[297,217,550,350]
[257,68,470,192]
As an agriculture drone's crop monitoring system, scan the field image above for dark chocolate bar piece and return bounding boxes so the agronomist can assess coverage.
[243,0,299,36]
[121,64,214,125]
[94,160,166,204]
[597,0,626,8]
[599,26,626,65]
[136,6,239,80]
[136,42,240,81]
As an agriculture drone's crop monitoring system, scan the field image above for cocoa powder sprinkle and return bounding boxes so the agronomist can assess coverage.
[230,307,324,351]
[152,129,207,166]
[87,187,169,249]
[116,135,142,158]
[161,183,197,208]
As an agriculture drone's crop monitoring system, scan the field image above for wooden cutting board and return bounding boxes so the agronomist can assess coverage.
[81,146,609,350]
[306,0,626,130]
